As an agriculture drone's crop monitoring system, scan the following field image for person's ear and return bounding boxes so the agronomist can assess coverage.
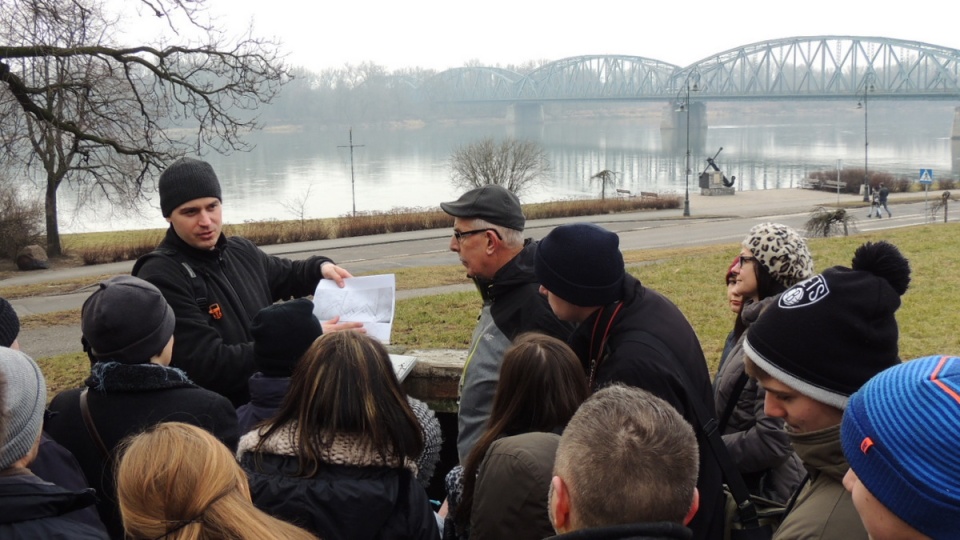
[484,230,500,254]
[683,487,700,526]
[549,475,571,533]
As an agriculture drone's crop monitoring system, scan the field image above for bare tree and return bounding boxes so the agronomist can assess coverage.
[590,169,619,200]
[0,0,288,255]
[449,137,549,196]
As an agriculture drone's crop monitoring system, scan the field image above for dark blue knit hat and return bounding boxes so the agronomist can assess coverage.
[250,299,323,377]
[535,223,624,307]
[841,355,960,539]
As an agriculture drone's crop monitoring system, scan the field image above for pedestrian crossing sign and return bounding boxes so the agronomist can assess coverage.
[919,169,934,185]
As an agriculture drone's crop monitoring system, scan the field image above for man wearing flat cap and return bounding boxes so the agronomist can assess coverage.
[440,184,571,463]
[133,157,359,406]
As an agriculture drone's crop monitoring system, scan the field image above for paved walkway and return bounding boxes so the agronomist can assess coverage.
[8,187,909,358]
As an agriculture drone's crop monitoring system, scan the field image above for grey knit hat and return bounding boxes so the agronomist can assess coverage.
[0,297,19,348]
[159,157,223,217]
[741,223,814,288]
[81,276,175,364]
[0,347,46,469]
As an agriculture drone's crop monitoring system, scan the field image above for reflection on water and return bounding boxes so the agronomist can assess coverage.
[61,102,957,232]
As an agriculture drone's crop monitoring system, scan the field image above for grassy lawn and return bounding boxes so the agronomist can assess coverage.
[34,222,960,398]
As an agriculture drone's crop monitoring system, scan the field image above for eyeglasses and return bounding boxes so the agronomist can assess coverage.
[453,228,502,242]
[737,255,758,267]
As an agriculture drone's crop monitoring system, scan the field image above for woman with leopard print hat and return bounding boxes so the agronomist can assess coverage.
[712,222,813,503]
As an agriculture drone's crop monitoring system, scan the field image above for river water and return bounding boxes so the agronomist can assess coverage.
[60,101,959,233]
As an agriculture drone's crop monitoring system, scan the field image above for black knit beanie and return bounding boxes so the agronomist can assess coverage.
[159,157,223,217]
[535,223,624,307]
[251,299,323,377]
[0,297,20,347]
[743,241,911,409]
[81,276,176,364]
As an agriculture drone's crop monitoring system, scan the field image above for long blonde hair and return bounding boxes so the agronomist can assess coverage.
[116,422,315,540]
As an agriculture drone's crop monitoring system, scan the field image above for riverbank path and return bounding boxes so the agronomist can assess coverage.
[6,187,943,358]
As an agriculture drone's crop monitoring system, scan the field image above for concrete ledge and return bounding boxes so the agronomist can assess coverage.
[400,349,466,413]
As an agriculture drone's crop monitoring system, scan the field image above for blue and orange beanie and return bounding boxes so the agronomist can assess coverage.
[841,355,960,539]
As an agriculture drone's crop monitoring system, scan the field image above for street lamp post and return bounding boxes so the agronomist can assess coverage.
[683,84,691,217]
[676,78,698,217]
[858,74,875,202]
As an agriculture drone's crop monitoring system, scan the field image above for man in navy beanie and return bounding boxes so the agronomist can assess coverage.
[534,222,724,540]
[133,157,361,406]
[743,241,911,540]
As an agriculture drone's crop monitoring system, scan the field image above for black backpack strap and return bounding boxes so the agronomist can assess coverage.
[718,372,751,433]
[133,249,209,309]
[80,389,111,461]
[628,331,765,532]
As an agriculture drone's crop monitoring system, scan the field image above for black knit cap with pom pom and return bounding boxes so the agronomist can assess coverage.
[743,241,911,410]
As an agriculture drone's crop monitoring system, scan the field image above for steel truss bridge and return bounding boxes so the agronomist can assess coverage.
[399,36,960,104]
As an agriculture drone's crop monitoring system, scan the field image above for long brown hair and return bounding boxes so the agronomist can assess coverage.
[254,331,424,477]
[116,422,314,540]
[457,332,589,527]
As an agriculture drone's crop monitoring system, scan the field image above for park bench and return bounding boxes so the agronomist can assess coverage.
[616,188,633,198]
[640,191,658,200]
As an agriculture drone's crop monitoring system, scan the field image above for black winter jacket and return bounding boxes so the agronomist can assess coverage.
[133,227,330,405]
[0,469,108,539]
[45,363,239,539]
[552,522,692,540]
[566,274,724,540]
[240,453,440,540]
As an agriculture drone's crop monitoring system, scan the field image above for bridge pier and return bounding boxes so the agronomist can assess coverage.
[507,102,544,124]
[953,107,960,176]
[659,102,707,153]
[953,107,960,140]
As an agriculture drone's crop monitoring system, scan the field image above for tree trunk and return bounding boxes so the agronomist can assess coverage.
[45,176,61,257]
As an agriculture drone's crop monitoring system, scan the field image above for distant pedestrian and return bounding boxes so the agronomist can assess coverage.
[878,183,892,218]
[867,188,881,218]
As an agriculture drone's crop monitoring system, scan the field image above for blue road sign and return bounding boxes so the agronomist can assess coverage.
[919,169,934,185]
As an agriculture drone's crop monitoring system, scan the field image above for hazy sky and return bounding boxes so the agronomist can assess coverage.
[123,0,960,73]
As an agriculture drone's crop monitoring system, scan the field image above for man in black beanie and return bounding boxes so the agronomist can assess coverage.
[440,184,571,463]
[133,156,360,406]
[534,222,724,540]
[0,297,20,350]
[742,241,910,540]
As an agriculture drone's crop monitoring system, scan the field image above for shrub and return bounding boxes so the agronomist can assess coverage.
[805,207,855,237]
[0,181,44,259]
[939,178,956,190]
